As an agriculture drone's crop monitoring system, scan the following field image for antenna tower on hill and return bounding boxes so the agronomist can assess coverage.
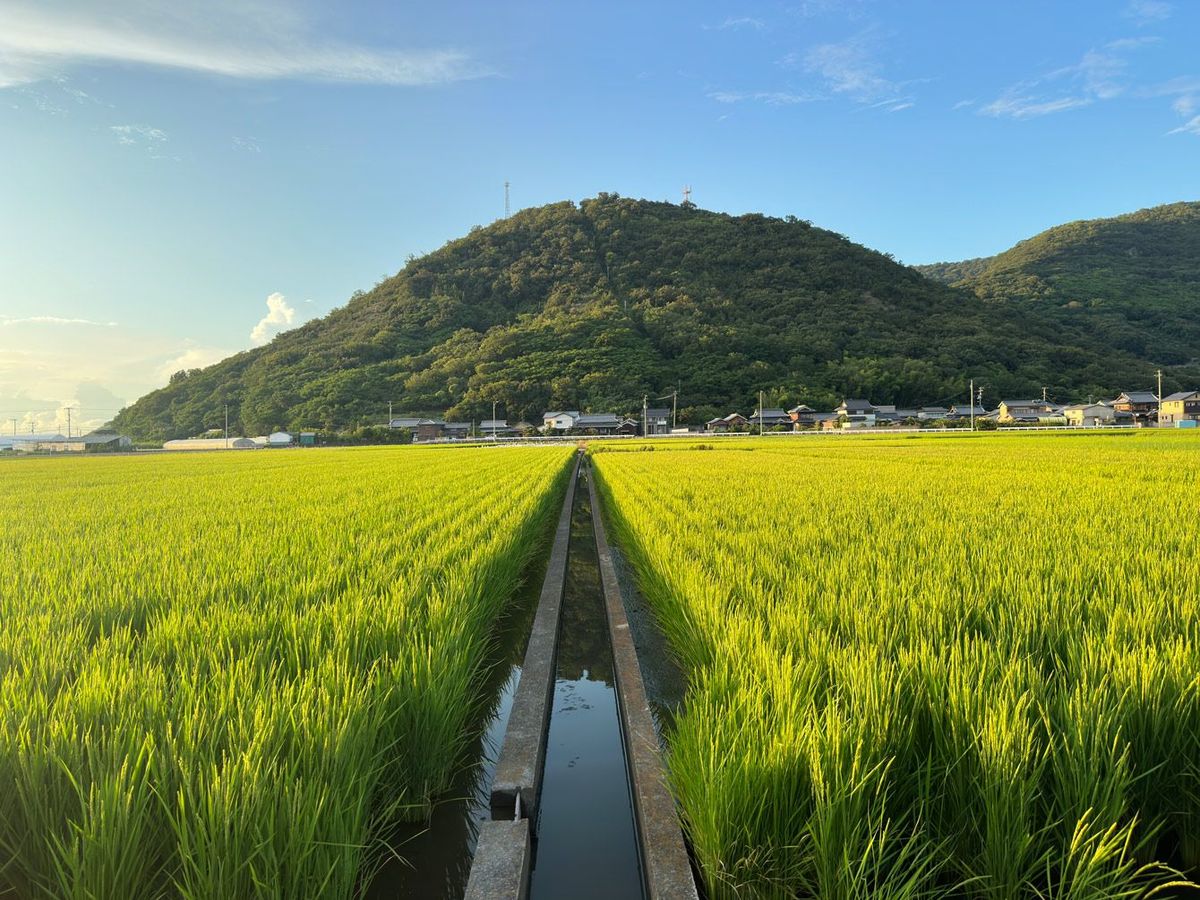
[504,180,511,218]
[681,185,693,207]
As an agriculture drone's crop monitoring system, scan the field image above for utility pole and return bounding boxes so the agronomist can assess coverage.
[1042,386,1048,404]
[492,400,498,440]
[224,404,229,450]
[969,379,975,432]
[1156,368,1163,401]
[642,395,648,437]
[759,390,765,436]
[388,400,393,425]
[9,418,16,437]
[65,407,71,439]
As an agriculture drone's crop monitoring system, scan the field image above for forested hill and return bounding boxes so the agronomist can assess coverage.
[113,196,1197,441]
[917,202,1200,373]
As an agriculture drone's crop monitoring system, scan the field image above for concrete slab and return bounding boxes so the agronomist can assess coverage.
[463,819,531,900]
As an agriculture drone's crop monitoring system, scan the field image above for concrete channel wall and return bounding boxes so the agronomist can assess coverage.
[488,451,581,823]
[588,466,699,900]
[466,451,698,899]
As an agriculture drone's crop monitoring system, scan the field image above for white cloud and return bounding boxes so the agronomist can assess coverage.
[0,314,117,327]
[110,124,167,145]
[952,98,976,110]
[1125,0,1172,24]
[0,0,487,89]
[980,40,1158,119]
[801,34,892,99]
[708,90,813,106]
[1168,115,1200,135]
[249,292,298,346]
[155,344,230,382]
[981,93,1092,118]
[708,17,765,31]
[232,135,261,153]
[792,31,916,112]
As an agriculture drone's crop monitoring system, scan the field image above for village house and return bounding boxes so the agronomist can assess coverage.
[573,413,624,435]
[415,419,445,442]
[645,408,672,435]
[1158,391,1200,427]
[1111,391,1159,424]
[1062,403,1117,427]
[918,407,950,421]
[542,411,580,431]
[479,419,515,437]
[747,408,792,430]
[388,417,424,431]
[787,404,817,426]
[997,400,1065,424]
[836,399,876,426]
[949,403,988,419]
[706,413,748,433]
[804,412,838,430]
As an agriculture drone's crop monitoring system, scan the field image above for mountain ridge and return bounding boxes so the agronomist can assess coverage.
[111,195,1200,441]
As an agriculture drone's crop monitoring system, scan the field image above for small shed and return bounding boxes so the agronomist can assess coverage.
[267,431,293,446]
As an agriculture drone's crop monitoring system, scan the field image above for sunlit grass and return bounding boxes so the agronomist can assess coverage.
[594,432,1200,898]
[0,445,572,899]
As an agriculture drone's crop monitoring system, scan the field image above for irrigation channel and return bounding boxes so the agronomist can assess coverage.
[427,453,696,900]
[373,451,696,899]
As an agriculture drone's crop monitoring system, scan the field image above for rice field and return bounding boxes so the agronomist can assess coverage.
[0,445,572,899]
[593,432,1200,899]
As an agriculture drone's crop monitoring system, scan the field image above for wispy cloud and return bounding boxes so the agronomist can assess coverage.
[708,89,813,106]
[952,98,976,110]
[788,31,916,112]
[0,315,117,327]
[981,94,1092,118]
[110,124,167,145]
[109,123,179,160]
[705,16,765,31]
[980,40,1157,119]
[1124,0,1172,24]
[250,292,301,346]
[0,0,488,89]
[1168,115,1200,135]
[232,135,262,153]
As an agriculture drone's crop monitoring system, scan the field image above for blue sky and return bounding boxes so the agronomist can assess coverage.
[1,0,1198,430]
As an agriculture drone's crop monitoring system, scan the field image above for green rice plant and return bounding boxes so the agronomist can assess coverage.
[593,432,1200,898]
[0,445,571,899]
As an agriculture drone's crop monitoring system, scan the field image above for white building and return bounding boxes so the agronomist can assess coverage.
[542,411,580,431]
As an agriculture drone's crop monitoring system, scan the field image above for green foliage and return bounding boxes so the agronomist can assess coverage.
[113,197,1200,442]
[594,433,1200,898]
[0,447,573,898]
[917,201,1200,391]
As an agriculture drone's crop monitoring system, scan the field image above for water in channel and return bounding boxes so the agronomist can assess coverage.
[528,467,644,899]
